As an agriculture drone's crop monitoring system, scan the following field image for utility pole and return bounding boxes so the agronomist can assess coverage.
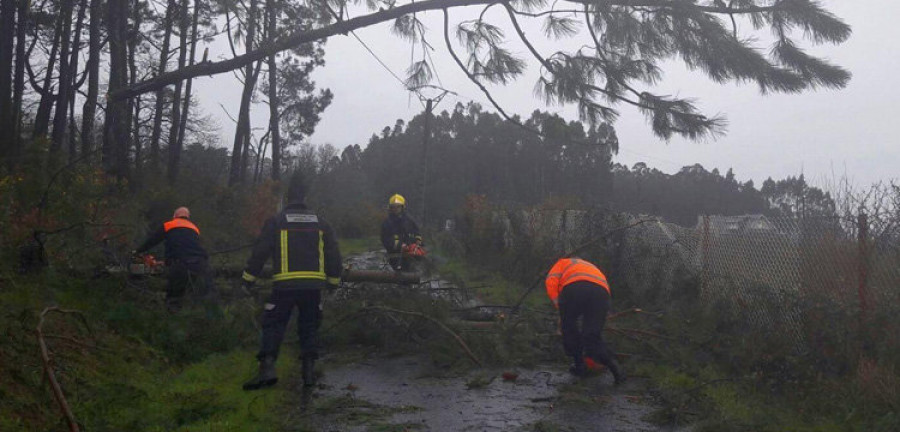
[421,98,433,228]
[414,88,448,230]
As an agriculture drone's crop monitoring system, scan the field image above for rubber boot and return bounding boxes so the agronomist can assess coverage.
[608,359,627,386]
[242,356,278,391]
[569,356,587,377]
[302,357,317,387]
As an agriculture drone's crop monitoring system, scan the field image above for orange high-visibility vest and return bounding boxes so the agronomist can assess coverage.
[163,218,200,235]
[545,258,610,308]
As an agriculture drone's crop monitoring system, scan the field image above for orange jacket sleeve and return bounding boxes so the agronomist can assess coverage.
[545,259,565,309]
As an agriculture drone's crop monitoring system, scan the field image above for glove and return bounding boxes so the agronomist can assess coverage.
[326,282,340,293]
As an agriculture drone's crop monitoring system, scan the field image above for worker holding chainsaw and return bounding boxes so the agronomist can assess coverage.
[133,206,215,312]
[380,194,424,271]
[241,172,342,391]
[546,257,626,385]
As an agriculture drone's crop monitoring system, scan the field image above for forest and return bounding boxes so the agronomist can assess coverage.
[3,1,898,431]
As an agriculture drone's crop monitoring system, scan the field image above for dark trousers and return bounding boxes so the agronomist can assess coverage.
[166,257,216,307]
[258,288,322,361]
[558,281,617,368]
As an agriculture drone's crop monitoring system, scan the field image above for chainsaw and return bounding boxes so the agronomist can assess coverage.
[401,242,427,257]
[129,254,165,275]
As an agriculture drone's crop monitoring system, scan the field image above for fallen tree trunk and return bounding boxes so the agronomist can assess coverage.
[342,269,420,285]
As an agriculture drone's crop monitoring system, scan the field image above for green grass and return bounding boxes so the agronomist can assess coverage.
[0,269,299,432]
[435,254,548,310]
[632,359,894,432]
[338,236,382,255]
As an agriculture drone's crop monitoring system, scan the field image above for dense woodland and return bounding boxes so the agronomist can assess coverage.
[280,103,838,235]
[0,0,331,187]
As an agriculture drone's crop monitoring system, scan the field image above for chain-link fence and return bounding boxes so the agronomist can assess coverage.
[616,213,900,358]
[467,207,900,363]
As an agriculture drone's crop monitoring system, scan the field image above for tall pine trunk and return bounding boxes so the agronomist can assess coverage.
[80,0,101,158]
[103,0,130,180]
[228,0,257,186]
[1,0,18,158]
[175,0,201,160]
[33,14,63,138]
[266,0,281,181]
[64,0,87,161]
[238,62,261,183]
[148,0,178,175]
[11,0,28,166]
[49,0,76,157]
[166,0,189,184]
[128,0,141,185]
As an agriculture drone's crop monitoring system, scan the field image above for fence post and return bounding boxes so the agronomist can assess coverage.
[857,211,869,327]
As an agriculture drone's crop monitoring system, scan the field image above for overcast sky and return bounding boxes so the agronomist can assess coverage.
[193,1,899,188]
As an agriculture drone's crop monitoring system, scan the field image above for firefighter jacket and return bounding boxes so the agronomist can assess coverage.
[545,258,610,309]
[242,203,342,289]
[136,217,208,262]
[380,213,422,254]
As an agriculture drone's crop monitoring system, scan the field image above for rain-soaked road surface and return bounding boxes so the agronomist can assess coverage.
[289,251,675,431]
[291,355,673,432]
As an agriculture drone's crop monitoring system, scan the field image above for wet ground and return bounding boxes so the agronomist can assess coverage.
[289,355,670,432]
[286,251,674,431]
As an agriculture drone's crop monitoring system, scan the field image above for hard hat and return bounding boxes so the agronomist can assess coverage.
[389,194,406,207]
[173,207,191,219]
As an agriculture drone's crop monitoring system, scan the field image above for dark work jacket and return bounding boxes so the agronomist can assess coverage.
[135,218,208,262]
[242,202,342,290]
[380,213,421,253]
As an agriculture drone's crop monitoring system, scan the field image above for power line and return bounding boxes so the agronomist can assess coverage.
[350,30,407,88]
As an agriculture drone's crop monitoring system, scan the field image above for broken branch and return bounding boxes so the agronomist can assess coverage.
[37,307,83,432]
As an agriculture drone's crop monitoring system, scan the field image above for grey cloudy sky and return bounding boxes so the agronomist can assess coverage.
[194,1,899,188]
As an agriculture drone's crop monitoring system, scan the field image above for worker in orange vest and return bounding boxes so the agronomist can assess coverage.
[134,207,215,312]
[546,257,626,384]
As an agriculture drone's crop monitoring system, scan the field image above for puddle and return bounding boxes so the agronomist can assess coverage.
[293,355,673,432]
[295,251,678,431]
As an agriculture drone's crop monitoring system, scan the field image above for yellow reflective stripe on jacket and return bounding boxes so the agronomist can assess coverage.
[327,276,341,285]
[273,229,329,282]
[318,230,325,274]
[272,271,327,281]
[242,271,257,283]
[280,230,289,274]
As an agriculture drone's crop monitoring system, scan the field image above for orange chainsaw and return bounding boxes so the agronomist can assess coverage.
[129,254,165,275]
[401,243,427,257]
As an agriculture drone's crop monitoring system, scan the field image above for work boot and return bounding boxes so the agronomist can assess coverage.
[569,357,587,377]
[242,356,278,391]
[302,357,317,387]
[608,359,627,386]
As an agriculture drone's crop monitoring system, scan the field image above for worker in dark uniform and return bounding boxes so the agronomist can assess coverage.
[380,194,422,271]
[133,207,215,312]
[546,257,626,384]
[241,173,342,390]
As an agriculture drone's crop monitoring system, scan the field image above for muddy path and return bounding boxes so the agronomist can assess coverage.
[282,251,676,431]
[286,355,671,432]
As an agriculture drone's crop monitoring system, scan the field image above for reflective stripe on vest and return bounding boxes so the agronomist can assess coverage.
[559,259,609,293]
[273,228,327,282]
[546,258,610,302]
[163,218,200,235]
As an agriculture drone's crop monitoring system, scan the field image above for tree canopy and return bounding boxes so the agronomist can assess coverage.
[118,0,851,143]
